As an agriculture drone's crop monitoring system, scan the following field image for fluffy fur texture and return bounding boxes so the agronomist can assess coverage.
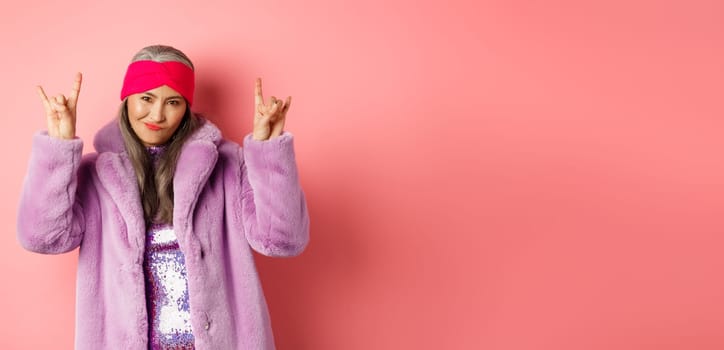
[17,117,310,349]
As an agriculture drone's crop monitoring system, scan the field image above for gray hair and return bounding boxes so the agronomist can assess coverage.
[130,44,195,70]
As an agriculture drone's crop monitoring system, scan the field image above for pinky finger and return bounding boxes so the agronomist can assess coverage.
[282,96,292,114]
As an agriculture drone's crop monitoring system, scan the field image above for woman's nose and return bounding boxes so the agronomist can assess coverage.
[148,103,165,122]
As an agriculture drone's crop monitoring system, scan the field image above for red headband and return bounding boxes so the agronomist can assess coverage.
[120,60,195,106]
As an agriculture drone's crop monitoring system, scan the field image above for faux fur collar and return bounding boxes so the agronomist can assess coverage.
[91,116,223,260]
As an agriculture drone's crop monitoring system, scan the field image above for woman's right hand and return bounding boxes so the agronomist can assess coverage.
[37,72,82,140]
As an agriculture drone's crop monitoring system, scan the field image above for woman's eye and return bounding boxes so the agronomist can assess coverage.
[141,96,151,102]
[168,100,178,105]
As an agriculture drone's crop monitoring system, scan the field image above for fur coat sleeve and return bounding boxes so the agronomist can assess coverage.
[17,131,94,254]
[236,131,310,257]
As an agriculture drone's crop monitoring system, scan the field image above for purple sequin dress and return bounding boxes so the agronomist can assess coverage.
[143,144,195,349]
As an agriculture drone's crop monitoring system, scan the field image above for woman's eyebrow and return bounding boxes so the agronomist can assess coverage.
[143,92,183,100]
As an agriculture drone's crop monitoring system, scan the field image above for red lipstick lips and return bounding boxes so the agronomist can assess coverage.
[145,123,161,131]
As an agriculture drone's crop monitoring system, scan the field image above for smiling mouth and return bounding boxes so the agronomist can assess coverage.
[145,123,162,131]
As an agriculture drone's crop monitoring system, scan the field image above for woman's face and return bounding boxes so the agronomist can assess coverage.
[127,85,187,146]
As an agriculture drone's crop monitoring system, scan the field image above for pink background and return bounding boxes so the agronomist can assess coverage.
[1,0,723,349]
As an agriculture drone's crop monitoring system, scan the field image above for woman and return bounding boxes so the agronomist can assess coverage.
[17,45,310,349]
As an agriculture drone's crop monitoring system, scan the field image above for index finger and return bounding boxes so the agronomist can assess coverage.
[68,72,82,109]
[255,78,264,106]
[36,85,53,115]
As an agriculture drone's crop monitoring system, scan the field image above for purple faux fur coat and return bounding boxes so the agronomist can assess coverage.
[17,117,310,349]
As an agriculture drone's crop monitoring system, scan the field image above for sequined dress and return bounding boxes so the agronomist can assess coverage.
[143,144,196,349]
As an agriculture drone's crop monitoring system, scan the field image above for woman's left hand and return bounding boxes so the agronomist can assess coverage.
[253,78,290,141]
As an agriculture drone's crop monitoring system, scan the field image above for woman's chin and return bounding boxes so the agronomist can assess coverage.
[140,136,170,147]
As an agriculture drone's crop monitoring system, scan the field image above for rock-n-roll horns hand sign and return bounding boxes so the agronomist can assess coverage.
[253,77,290,141]
[37,72,83,140]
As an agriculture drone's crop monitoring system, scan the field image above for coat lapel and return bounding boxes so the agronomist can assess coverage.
[95,151,146,263]
[172,140,218,235]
